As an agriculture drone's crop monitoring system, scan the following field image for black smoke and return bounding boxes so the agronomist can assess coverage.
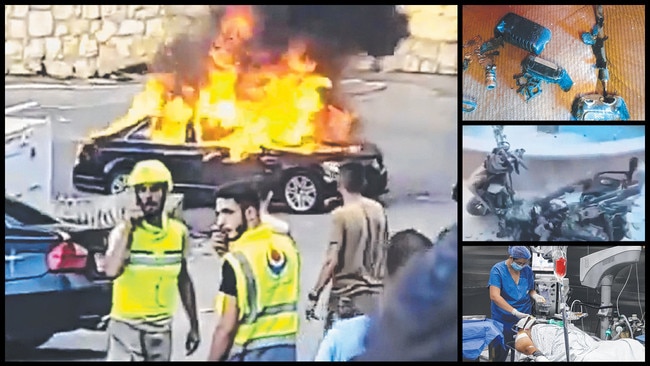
[286,5,409,57]
[148,32,216,98]
[256,5,409,115]
[148,5,409,101]
[259,5,409,78]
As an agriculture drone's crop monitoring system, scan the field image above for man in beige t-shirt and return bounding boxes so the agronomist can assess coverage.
[307,162,388,333]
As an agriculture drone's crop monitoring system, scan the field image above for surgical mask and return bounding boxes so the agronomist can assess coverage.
[511,262,524,271]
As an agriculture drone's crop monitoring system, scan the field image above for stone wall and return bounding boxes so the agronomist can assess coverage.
[4,5,219,79]
[386,5,458,75]
[4,5,457,79]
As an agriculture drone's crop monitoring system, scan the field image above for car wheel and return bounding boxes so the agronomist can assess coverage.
[283,171,324,213]
[106,169,131,195]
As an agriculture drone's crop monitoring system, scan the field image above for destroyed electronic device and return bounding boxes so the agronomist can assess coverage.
[469,12,554,98]
[514,55,573,101]
[571,94,630,120]
[463,35,500,92]
[494,12,552,55]
[572,5,630,121]
[463,98,477,112]
[463,13,559,110]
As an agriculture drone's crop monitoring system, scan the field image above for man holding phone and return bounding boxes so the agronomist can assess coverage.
[209,189,291,256]
[103,160,200,361]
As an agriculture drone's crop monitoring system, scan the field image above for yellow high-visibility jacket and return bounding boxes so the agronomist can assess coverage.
[111,217,186,321]
[218,224,300,355]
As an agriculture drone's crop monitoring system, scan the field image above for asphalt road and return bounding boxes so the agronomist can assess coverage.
[5,72,458,361]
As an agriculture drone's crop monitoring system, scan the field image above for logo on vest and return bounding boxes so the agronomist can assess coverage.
[267,247,287,276]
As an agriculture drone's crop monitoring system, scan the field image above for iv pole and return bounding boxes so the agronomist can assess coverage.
[553,247,571,362]
[560,281,570,362]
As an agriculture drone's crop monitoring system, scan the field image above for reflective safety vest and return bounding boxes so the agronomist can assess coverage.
[223,224,300,355]
[111,216,187,321]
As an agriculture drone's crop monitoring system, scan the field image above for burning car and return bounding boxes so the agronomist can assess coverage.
[73,6,388,212]
[72,117,387,212]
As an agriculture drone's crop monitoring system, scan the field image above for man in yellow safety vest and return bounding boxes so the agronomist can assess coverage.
[207,184,300,361]
[103,159,200,361]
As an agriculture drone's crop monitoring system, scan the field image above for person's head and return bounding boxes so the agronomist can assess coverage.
[508,246,531,271]
[127,160,173,219]
[386,229,434,280]
[337,161,366,195]
[215,183,261,242]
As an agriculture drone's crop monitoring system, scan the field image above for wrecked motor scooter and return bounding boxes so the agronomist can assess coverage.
[504,157,642,241]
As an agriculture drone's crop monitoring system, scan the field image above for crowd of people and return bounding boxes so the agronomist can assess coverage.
[103,158,458,361]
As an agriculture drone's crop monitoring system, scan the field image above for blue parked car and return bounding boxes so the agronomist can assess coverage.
[4,196,112,350]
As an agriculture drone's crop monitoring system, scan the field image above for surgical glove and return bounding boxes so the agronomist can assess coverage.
[511,309,528,319]
[532,294,546,304]
[516,316,537,330]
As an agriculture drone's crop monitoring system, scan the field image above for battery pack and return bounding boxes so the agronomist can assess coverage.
[494,12,552,55]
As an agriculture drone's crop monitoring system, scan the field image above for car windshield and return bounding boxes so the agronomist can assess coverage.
[127,120,200,145]
[5,197,60,226]
[127,121,152,141]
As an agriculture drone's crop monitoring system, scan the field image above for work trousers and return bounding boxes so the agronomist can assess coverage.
[106,318,172,361]
[228,345,297,362]
[325,292,381,334]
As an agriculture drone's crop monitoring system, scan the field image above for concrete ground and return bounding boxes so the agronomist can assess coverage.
[5,70,457,361]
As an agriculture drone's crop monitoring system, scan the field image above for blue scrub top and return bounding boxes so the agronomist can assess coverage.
[488,260,534,326]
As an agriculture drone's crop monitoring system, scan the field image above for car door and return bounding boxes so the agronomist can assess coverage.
[198,147,276,192]
[154,143,207,193]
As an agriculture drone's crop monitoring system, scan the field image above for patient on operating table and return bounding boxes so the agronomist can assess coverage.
[514,316,645,362]
[513,317,550,362]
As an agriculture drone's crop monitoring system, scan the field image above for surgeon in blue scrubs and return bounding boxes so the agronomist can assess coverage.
[487,246,545,361]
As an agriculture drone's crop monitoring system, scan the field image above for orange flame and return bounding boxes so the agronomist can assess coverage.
[96,5,356,162]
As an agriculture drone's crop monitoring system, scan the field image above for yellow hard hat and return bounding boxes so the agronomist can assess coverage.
[128,160,173,191]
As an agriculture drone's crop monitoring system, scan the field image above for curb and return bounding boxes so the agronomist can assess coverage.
[5,82,130,91]
[4,73,145,91]
[340,79,388,95]
[5,77,388,93]
[4,73,454,96]
[5,101,39,114]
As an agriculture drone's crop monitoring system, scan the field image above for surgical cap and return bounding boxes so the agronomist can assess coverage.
[508,246,531,260]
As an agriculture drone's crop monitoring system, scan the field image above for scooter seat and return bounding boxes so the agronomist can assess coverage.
[582,176,622,200]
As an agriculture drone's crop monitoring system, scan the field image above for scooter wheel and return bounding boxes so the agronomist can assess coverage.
[466,197,489,216]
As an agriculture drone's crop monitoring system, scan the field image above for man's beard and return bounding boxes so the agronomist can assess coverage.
[227,212,248,243]
[136,195,165,220]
